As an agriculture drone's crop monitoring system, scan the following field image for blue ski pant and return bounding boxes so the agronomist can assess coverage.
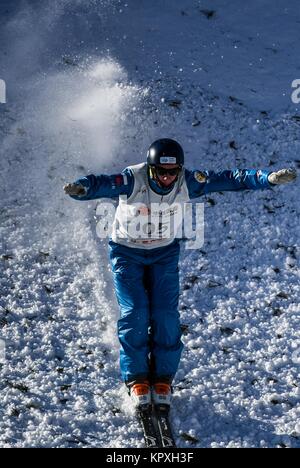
[109,240,183,383]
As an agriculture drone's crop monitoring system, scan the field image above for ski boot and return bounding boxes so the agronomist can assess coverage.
[152,381,172,410]
[127,379,151,411]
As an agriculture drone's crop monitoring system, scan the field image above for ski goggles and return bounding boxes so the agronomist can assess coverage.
[152,166,182,177]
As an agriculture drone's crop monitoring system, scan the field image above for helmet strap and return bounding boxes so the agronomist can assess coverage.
[149,165,156,180]
[149,165,164,187]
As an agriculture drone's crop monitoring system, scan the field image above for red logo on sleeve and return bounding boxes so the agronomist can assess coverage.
[115,175,124,186]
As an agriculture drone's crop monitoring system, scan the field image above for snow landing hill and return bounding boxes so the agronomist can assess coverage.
[0,0,299,448]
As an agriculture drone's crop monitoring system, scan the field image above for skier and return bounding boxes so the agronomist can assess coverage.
[64,138,297,410]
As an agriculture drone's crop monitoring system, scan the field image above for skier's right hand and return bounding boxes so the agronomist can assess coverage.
[63,183,87,196]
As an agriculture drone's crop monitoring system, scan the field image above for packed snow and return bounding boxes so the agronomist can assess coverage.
[0,0,299,448]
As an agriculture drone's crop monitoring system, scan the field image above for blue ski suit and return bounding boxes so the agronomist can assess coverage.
[70,166,273,383]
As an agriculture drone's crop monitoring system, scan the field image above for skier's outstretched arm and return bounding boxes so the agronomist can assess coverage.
[63,168,134,200]
[186,168,297,199]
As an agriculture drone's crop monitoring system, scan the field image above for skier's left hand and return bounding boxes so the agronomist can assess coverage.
[64,183,87,196]
[268,168,297,185]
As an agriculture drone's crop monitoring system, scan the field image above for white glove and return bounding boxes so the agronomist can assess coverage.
[268,168,297,185]
[64,183,87,196]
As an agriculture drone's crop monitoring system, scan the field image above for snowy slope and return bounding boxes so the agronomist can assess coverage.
[0,0,299,448]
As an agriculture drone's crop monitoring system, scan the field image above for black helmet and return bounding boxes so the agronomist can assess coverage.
[147,138,184,167]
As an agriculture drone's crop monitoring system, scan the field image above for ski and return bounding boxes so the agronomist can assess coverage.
[154,405,177,448]
[137,406,161,448]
